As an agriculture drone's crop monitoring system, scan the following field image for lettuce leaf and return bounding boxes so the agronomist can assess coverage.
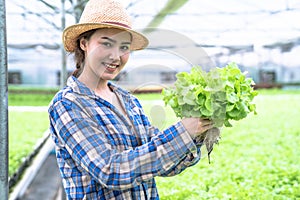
[162,62,258,127]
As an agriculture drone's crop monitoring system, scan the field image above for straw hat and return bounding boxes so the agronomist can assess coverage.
[63,0,149,52]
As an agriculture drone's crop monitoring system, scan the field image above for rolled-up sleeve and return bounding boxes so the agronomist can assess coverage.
[131,97,202,177]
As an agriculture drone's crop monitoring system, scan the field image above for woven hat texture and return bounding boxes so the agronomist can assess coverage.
[63,0,149,52]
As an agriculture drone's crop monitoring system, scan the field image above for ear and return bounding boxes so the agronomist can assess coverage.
[79,38,88,51]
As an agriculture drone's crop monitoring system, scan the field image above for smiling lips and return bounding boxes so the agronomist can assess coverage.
[104,63,119,71]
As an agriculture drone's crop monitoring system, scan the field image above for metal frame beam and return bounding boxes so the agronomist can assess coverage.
[0,0,9,198]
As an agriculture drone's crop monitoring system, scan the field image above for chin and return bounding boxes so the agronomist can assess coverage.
[100,75,117,81]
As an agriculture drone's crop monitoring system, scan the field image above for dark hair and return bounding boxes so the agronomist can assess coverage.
[72,29,97,78]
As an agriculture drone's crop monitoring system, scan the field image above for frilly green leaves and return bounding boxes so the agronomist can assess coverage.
[162,62,258,127]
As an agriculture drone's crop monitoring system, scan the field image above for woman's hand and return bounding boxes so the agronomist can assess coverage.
[181,117,214,138]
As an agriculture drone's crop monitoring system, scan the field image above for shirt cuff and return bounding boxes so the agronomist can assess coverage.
[173,121,199,158]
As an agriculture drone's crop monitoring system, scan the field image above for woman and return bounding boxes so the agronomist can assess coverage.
[48,0,214,199]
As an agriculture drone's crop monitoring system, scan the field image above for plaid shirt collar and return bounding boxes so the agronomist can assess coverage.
[67,75,130,99]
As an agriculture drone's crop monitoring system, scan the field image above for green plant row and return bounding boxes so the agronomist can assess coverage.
[9,112,49,177]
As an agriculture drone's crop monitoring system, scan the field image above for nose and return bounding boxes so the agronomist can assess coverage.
[109,47,122,61]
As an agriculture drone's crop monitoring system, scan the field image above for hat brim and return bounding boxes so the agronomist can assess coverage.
[63,23,149,52]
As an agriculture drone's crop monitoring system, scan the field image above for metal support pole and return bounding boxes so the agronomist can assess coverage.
[60,1,67,197]
[60,0,67,88]
[0,0,9,199]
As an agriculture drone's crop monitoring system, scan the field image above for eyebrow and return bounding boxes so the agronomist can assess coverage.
[101,36,131,45]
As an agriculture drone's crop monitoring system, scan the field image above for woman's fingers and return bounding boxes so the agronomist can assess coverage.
[202,123,214,133]
[199,118,214,126]
[182,117,215,138]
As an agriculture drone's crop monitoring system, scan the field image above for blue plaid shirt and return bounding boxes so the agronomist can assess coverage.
[48,76,202,200]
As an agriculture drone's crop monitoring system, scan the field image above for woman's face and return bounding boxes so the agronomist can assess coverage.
[80,28,131,82]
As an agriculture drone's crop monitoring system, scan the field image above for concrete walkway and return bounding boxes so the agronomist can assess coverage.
[20,153,65,200]
[8,106,65,199]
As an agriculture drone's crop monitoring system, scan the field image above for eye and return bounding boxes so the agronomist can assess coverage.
[120,45,130,52]
[102,42,112,47]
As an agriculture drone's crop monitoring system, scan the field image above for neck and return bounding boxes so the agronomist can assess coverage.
[78,72,109,93]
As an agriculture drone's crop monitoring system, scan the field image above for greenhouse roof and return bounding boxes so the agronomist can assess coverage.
[5,0,300,49]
